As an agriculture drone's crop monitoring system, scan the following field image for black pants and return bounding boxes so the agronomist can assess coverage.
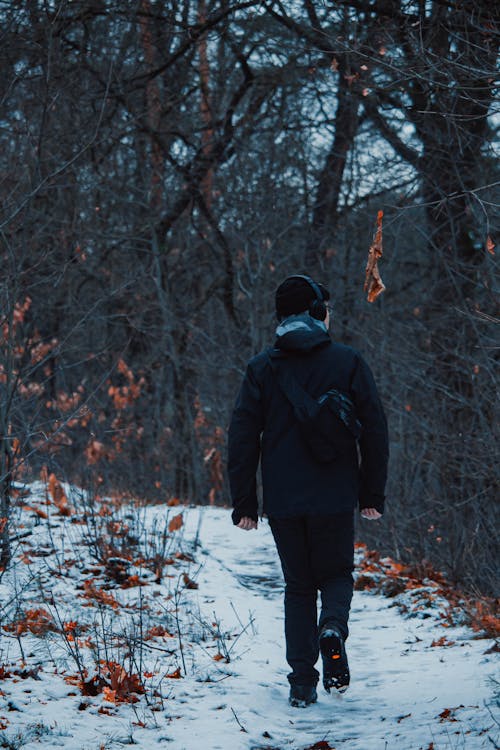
[268,512,354,687]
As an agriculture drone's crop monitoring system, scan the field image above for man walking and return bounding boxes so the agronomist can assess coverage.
[227,275,389,707]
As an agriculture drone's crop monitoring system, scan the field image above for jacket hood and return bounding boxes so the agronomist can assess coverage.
[274,312,330,353]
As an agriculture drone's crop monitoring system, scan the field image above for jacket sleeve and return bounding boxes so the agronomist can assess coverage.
[227,361,264,525]
[350,353,389,514]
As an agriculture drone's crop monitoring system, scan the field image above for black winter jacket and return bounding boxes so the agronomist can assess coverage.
[227,319,389,524]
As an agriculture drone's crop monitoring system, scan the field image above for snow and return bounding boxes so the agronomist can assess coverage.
[0,484,498,750]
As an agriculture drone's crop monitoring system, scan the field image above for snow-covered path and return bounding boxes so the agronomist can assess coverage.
[1,499,498,750]
[166,509,498,750]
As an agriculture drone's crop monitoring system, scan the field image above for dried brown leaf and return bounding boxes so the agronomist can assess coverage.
[168,512,183,533]
[364,210,386,303]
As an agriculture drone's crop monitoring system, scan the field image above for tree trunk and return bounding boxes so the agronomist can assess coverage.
[308,55,360,267]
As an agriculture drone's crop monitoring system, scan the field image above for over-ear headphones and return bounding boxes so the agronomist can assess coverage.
[286,274,328,321]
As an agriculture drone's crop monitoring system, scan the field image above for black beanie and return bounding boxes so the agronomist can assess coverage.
[275,276,330,320]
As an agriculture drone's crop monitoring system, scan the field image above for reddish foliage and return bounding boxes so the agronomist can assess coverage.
[120,574,147,589]
[353,574,378,591]
[355,544,499,638]
[182,573,198,590]
[98,705,114,715]
[168,512,183,533]
[4,608,56,636]
[65,661,144,703]
[48,473,72,516]
[194,395,225,504]
[62,621,89,642]
[52,390,82,413]
[466,600,500,638]
[107,360,144,412]
[101,661,144,703]
[81,674,107,696]
[82,580,120,610]
[106,520,129,537]
[146,625,174,639]
[438,707,459,722]
[431,636,455,648]
[85,440,107,465]
[166,667,182,679]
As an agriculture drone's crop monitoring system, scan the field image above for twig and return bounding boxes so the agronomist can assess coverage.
[230,706,248,733]
[230,601,245,628]
[484,696,500,728]
[8,530,32,543]
[174,581,187,676]
[122,634,176,656]
[226,613,256,656]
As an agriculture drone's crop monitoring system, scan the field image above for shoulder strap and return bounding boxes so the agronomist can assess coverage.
[266,350,317,414]
[267,349,362,438]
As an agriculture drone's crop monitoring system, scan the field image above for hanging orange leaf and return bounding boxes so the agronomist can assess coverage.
[364,210,386,303]
[168,512,183,533]
[486,235,495,255]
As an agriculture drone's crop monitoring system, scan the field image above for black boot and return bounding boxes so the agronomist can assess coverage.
[288,684,318,707]
[319,626,350,693]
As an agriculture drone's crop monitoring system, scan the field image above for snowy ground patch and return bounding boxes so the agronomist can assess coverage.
[0,483,498,750]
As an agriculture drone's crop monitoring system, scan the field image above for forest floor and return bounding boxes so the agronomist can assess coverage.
[0,482,498,750]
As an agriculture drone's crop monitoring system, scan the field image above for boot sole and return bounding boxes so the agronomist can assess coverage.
[320,630,350,694]
[289,689,318,707]
[289,697,317,707]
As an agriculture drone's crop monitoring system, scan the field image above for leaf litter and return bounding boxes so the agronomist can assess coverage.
[0,481,498,749]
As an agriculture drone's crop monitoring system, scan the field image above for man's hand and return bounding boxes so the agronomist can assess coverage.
[237,516,258,530]
[360,507,382,520]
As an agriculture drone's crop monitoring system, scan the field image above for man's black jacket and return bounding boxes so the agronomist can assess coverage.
[227,318,389,524]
